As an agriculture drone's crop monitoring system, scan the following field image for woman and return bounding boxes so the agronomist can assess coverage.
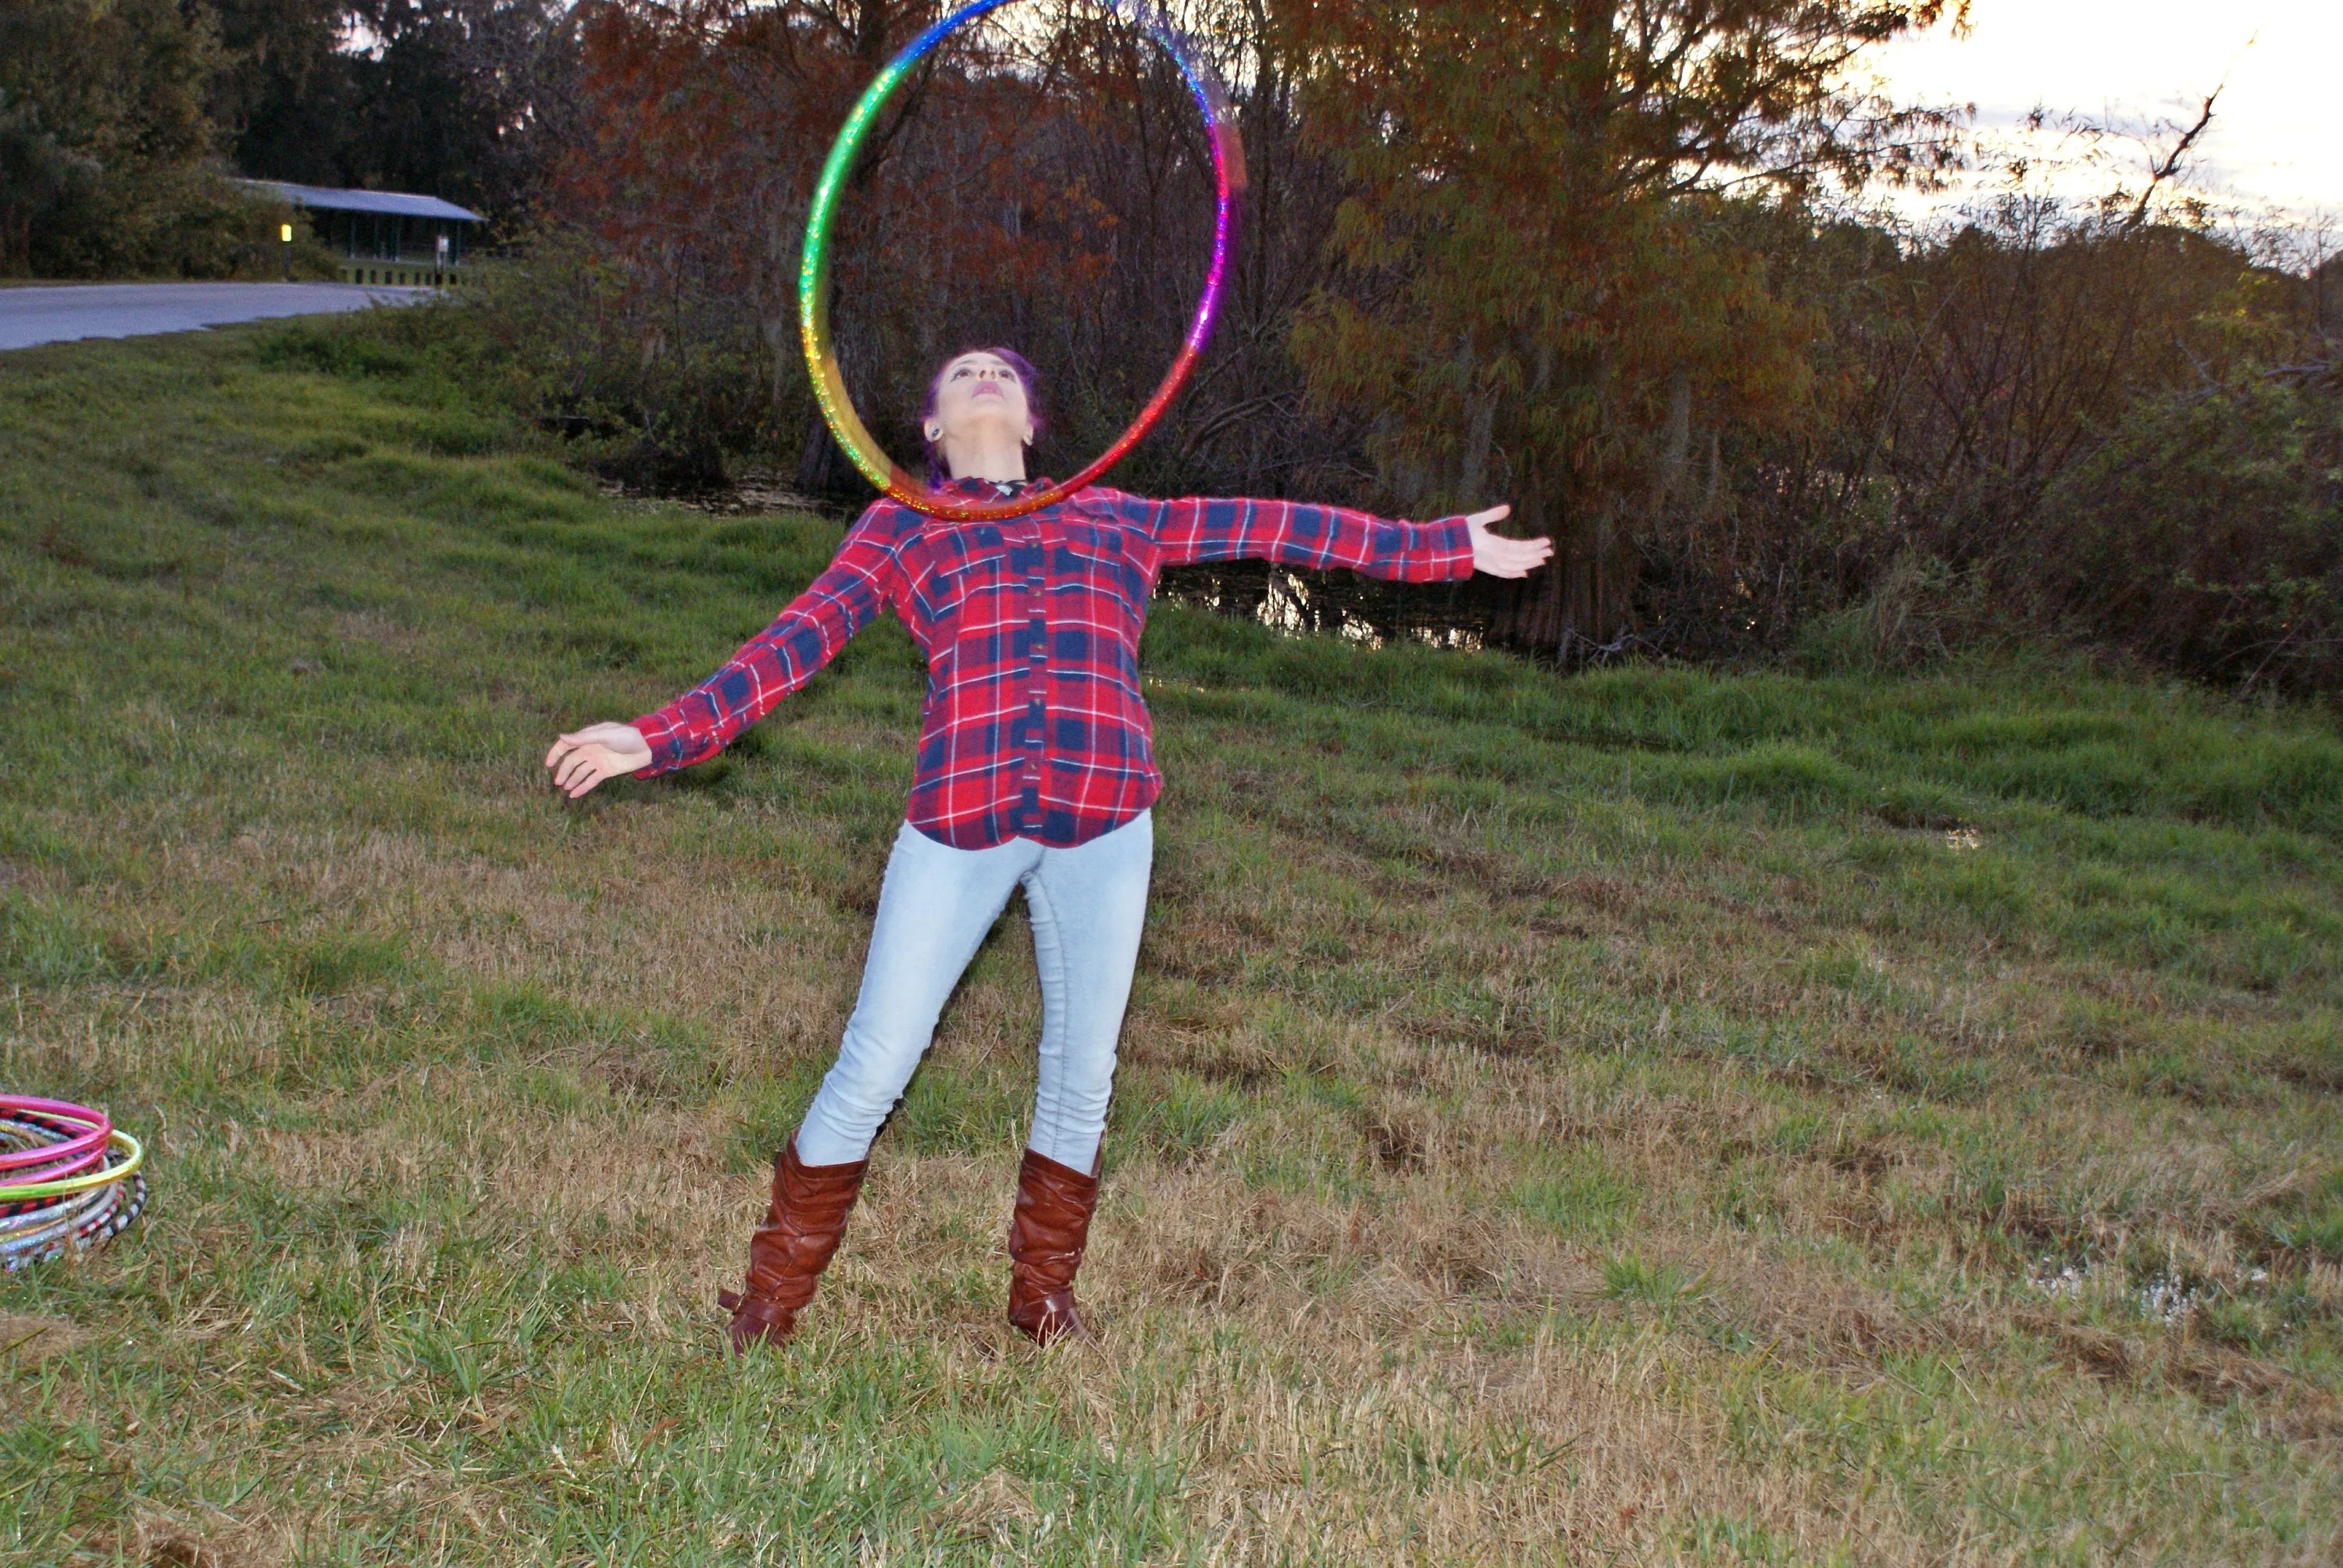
[545,348,1551,1351]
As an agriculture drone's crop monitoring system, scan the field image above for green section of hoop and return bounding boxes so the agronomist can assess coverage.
[799,52,922,497]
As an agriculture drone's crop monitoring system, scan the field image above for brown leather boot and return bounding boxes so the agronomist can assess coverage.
[1007,1146,1102,1345]
[718,1134,868,1351]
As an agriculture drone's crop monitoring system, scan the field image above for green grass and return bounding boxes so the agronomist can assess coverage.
[2,321,2339,1566]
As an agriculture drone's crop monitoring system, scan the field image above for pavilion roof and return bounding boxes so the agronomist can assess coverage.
[234,180,483,223]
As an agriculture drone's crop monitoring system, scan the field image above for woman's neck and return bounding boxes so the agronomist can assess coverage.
[943,433,1028,484]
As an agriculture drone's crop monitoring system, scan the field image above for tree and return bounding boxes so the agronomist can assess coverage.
[1282,0,1962,654]
[537,0,1242,494]
[208,0,575,223]
[206,0,355,189]
[340,0,574,218]
[542,0,958,485]
[0,0,262,277]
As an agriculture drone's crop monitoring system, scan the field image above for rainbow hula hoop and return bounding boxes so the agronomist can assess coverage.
[801,0,1246,522]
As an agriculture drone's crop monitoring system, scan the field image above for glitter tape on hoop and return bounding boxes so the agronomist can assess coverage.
[801,0,1246,522]
[0,1174,145,1272]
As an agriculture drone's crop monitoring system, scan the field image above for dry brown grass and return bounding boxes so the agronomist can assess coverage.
[16,786,2337,1563]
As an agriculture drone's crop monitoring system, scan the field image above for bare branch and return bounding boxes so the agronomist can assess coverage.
[2125,86,2218,232]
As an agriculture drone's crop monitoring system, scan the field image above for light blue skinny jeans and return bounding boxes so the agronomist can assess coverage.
[793,811,1153,1171]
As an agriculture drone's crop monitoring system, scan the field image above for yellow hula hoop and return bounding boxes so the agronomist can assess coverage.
[0,1128,144,1203]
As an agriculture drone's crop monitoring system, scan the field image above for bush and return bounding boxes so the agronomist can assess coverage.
[352,230,786,494]
[2037,369,2343,693]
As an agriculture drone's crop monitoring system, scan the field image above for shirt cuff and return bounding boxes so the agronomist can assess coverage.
[629,709,690,777]
[1428,515,1475,580]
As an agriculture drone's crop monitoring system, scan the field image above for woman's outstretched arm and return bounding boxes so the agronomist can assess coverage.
[544,511,904,799]
[1102,493,1551,582]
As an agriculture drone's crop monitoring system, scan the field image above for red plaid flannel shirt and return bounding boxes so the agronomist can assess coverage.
[632,478,1475,847]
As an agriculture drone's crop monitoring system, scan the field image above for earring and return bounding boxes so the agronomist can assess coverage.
[925,426,942,441]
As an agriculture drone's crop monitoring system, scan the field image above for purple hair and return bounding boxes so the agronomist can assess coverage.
[921,347,1045,484]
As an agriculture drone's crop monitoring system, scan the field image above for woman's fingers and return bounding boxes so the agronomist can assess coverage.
[1476,533,1554,579]
[555,746,607,793]
[1463,502,1551,578]
[551,724,651,770]
[546,729,601,769]
[560,753,607,797]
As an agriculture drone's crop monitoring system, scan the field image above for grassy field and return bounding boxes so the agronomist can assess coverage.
[2,323,2341,1567]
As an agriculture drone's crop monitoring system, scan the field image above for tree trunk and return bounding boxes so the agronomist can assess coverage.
[1491,490,1638,660]
[796,405,850,497]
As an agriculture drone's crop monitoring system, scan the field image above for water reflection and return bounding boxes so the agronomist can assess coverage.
[1158,561,1488,652]
[597,469,828,517]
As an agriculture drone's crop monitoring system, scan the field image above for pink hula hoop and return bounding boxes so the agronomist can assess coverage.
[0,1095,112,1178]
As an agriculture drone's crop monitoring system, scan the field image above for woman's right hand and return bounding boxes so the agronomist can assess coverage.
[544,722,653,799]
[1464,504,1553,579]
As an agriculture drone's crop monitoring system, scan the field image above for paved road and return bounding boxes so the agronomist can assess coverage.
[0,282,431,351]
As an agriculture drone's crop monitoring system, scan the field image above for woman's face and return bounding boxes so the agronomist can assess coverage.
[925,351,1034,454]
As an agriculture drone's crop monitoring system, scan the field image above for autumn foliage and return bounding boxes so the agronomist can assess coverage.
[531,0,1234,491]
[458,0,2338,690]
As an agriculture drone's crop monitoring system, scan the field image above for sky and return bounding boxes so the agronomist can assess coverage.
[1865,0,2341,235]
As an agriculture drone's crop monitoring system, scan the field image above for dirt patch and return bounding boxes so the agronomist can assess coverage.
[2001,1307,2338,1431]
[1,1313,85,1363]
[1120,1010,1283,1089]
[130,1516,287,1568]
[1357,1110,1430,1174]
[1824,1136,1895,1182]
[1546,875,1637,912]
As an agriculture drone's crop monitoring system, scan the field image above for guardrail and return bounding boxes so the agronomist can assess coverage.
[335,260,476,287]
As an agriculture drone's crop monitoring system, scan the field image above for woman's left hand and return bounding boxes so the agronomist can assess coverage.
[1464,504,1553,579]
[544,721,653,800]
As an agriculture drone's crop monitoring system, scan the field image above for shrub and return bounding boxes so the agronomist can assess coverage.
[2036,369,2343,693]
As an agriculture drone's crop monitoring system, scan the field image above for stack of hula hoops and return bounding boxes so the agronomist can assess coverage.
[2,1094,145,1271]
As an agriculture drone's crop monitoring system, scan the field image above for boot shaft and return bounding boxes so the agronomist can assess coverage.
[1007,1146,1101,1343]
[736,1135,868,1326]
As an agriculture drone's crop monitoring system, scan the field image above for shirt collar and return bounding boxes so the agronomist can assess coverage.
[934,475,1054,499]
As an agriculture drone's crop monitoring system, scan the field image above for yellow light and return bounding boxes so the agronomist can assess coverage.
[280,224,294,243]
